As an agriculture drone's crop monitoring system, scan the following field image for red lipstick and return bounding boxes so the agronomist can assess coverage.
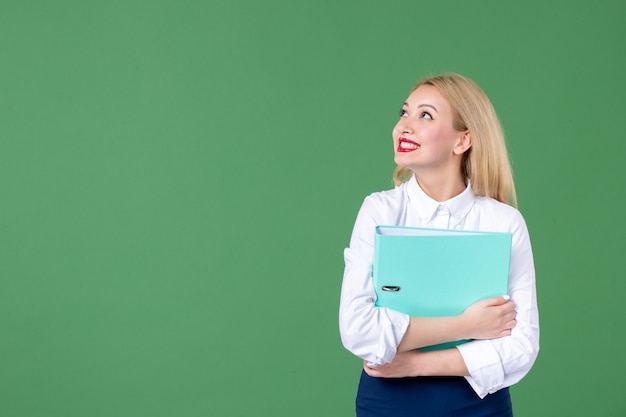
[397,138,420,152]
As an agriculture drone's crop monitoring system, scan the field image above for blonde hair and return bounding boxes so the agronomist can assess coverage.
[392,74,517,207]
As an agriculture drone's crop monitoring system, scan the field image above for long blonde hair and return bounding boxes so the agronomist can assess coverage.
[392,74,517,207]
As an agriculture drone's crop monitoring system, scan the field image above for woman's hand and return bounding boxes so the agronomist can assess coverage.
[461,296,517,340]
[363,351,422,378]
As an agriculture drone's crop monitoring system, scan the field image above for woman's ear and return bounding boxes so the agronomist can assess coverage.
[453,131,472,155]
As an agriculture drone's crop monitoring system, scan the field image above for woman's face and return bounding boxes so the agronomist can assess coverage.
[392,84,469,175]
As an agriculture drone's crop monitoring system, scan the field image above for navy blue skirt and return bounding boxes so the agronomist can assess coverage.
[356,370,512,417]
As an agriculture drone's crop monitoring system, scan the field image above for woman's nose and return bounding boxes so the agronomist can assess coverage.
[397,119,413,134]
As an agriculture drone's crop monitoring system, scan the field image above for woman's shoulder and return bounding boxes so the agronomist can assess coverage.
[362,182,408,208]
[355,183,410,223]
[473,194,527,228]
[473,195,518,211]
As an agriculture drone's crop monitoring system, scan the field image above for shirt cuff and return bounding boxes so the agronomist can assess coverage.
[456,340,504,399]
[372,309,410,366]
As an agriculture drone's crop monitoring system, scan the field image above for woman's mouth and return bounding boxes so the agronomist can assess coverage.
[397,138,420,152]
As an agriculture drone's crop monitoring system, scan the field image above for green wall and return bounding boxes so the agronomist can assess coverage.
[2,1,624,416]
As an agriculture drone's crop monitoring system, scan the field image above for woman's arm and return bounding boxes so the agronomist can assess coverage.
[397,296,516,352]
[364,297,517,377]
[456,212,539,398]
[364,349,469,378]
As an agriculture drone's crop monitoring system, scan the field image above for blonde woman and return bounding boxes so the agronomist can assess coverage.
[339,74,539,416]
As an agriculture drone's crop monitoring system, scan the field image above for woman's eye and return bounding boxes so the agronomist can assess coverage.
[421,111,433,120]
[399,109,408,117]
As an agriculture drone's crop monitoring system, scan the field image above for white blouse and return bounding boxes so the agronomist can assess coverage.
[339,177,539,398]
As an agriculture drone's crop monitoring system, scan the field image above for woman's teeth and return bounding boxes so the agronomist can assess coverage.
[400,142,419,150]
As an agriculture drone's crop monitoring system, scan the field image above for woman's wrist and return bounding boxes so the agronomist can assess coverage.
[455,311,472,341]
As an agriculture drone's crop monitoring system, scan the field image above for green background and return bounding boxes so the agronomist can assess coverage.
[1,0,624,416]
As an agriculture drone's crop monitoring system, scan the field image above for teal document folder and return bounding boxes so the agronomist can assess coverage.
[373,225,512,351]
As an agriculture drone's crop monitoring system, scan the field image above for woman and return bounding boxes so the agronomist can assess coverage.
[339,74,539,416]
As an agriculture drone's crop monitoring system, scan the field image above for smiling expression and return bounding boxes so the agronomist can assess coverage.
[392,84,470,175]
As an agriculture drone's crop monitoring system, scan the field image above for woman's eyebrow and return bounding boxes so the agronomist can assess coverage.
[418,103,438,113]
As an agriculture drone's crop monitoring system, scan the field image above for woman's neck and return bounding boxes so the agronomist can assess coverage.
[412,172,466,202]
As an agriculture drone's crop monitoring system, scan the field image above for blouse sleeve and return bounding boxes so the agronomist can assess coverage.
[456,210,540,398]
[338,196,410,365]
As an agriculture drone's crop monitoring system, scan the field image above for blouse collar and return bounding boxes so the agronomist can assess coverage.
[406,176,475,225]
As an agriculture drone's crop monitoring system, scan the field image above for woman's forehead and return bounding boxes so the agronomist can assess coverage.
[405,85,451,112]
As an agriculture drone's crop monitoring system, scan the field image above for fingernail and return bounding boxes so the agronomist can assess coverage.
[502,295,510,300]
